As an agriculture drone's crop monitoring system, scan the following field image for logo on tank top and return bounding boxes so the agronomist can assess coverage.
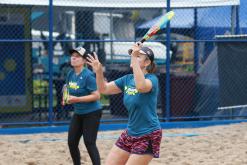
[69,82,79,90]
[124,86,138,95]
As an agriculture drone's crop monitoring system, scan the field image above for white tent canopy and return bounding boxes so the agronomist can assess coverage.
[0,0,240,8]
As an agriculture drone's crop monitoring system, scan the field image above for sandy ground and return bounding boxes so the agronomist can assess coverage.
[0,122,247,165]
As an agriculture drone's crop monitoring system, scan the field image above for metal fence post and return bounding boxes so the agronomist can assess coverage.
[165,0,171,122]
[48,0,54,124]
[194,8,199,73]
[235,6,240,34]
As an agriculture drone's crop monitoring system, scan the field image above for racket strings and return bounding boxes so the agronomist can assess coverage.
[62,84,70,105]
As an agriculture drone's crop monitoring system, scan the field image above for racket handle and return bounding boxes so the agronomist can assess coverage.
[128,38,146,55]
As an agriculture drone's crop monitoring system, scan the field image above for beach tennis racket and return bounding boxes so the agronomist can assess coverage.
[62,84,70,105]
[128,11,175,55]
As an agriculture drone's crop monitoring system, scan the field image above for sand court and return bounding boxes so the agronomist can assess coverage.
[0,122,247,165]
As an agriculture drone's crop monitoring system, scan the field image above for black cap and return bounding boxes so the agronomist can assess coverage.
[139,47,154,62]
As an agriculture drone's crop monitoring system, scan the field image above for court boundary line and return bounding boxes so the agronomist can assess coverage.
[0,119,246,135]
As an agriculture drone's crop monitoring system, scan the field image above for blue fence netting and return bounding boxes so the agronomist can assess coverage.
[0,0,247,127]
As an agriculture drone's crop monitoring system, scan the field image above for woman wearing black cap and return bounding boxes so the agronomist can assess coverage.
[64,46,102,165]
[87,43,162,165]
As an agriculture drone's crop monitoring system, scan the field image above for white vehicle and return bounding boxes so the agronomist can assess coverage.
[104,41,172,64]
[31,29,172,74]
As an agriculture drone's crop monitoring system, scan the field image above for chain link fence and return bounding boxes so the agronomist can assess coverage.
[0,0,247,126]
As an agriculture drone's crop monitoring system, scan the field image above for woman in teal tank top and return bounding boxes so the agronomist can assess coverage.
[64,46,102,165]
[87,43,162,165]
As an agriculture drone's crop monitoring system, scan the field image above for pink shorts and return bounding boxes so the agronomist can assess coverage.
[115,129,162,158]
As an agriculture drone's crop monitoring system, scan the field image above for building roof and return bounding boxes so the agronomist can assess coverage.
[0,0,239,8]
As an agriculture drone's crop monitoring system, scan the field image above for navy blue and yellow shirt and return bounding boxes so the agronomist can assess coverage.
[66,68,102,114]
[114,74,161,136]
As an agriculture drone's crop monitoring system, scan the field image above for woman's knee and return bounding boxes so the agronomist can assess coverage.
[84,140,96,148]
[68,138,79,148]
[105,145,130,165]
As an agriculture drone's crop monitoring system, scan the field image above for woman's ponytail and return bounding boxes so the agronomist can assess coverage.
[147,61,157,73]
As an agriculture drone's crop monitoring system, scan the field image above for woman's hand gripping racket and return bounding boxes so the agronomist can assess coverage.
[62,84,70,106]
[128,11,175,55]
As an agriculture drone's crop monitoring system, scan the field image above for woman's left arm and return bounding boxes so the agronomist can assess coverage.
[68,73,101,103]
[131,44,152,93]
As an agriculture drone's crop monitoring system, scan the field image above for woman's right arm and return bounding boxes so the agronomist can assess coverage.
[87,52,122,95]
